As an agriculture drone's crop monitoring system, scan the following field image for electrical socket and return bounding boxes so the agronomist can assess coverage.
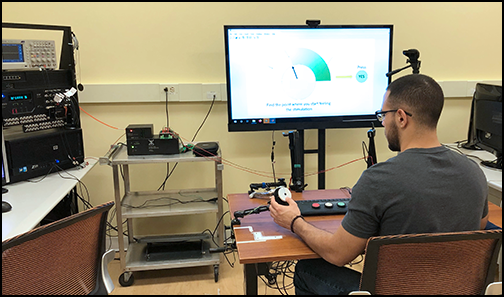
[206,91,217,99]
[159,84,179,102]
[201,83,221,101]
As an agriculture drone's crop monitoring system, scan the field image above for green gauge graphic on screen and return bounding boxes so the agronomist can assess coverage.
[281,48,331,100]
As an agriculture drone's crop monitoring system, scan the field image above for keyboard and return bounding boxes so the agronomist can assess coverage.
[296,198,351,216]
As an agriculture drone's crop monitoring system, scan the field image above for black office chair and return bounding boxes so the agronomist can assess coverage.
[351,229,502,295]
[2,201,115,295]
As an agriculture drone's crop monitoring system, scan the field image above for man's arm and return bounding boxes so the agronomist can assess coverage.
[480,213,489,230]
[269,196,368,267]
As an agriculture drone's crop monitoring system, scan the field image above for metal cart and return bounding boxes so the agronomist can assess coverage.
[100,144,224,286]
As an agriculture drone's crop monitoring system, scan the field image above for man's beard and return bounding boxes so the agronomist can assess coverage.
[386,120,401,152]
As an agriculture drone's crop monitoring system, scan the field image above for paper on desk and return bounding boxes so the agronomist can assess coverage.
[234,226,282,244]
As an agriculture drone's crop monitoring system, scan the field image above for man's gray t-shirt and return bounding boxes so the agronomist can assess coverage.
[341,146,488,238]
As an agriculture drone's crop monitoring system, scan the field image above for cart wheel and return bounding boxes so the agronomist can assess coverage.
[119,272,134,287]
[214,265,219,282]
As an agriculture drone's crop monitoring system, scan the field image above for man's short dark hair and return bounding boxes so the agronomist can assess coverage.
[386,74,444,129]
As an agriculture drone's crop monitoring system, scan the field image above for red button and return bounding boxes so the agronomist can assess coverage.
[311,203,320,209]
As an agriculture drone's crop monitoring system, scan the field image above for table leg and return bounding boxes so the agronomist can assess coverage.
[244,263,258,295]
[244,262,275,295]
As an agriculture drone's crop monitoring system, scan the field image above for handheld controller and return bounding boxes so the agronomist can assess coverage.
[274,186,291,206]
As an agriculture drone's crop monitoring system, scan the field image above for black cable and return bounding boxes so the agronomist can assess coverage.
[156,103,198,190]
[165,88,169,128]
[191,94,216,142]
[271,131,276,182]
[122,195,218,209]
[222,246,236,268]
[26,165,58,183]
[54,164,91,210]
[444,143,487,162]
[257,260,297,294]
[60,130,79,166]
[201,210,237,268]
[362,141,369,165]
[274,261,295,295]
[66,95,81,127]
[157,162,179,191]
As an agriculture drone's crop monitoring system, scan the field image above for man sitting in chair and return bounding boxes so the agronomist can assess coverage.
[269,74,489,295]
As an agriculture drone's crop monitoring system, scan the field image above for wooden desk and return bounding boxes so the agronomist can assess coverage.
[228,189,502,295]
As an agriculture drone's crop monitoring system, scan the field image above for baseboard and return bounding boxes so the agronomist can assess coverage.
[79,80,502,103]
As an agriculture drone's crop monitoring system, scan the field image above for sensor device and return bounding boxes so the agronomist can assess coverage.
[193,142,219,157]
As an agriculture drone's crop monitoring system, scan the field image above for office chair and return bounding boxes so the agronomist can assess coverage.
[2,201,115,295]
[350,229,502,295]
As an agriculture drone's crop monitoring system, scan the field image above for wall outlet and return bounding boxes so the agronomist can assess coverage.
[202,83,221,101]
[159,84,180,101]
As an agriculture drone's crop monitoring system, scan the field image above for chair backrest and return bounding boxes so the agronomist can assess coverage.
[359,229,502,295]
[2,201,114,295]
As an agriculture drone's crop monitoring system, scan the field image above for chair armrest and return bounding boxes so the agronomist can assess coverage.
[348,291,371,295]
[101,249,116,294]
[485,282,502,295]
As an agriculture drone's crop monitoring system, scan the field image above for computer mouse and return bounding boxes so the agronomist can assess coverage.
[2,201,12,213]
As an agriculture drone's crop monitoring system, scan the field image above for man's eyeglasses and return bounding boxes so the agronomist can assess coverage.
[375,109,413,122]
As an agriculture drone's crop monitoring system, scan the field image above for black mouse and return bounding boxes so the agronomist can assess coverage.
[2,201,12,213]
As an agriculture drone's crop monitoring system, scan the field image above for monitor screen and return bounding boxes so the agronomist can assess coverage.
[2,43,24,63]
[472,83,502,168]
[224,24,393,132]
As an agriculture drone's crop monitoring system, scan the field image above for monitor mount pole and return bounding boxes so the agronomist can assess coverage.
[282,129,326,192]
[284,131,308,192]
[366,123,377,168]
[386,49,421,78]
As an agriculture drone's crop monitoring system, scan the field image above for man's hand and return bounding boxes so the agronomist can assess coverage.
[269,195,301,230]
[270,194,368,266]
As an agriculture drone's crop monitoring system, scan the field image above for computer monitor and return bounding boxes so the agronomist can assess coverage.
[464,83,502,169]
[224,24,393,132]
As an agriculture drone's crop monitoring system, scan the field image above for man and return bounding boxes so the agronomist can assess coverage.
[269,74,489,295]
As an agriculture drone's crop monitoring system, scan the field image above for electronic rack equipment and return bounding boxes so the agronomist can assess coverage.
[2,39,57,70]
[2,22,84,184]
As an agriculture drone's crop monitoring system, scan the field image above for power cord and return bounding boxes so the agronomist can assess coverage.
[271,131,277,182]
[192,93,216,142]
[164,87,170,129]
[121,195,218,209]
[157,92,216,190]
[258,260,297,295]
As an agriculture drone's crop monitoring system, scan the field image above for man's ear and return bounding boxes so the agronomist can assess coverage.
[396,109,409,128]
